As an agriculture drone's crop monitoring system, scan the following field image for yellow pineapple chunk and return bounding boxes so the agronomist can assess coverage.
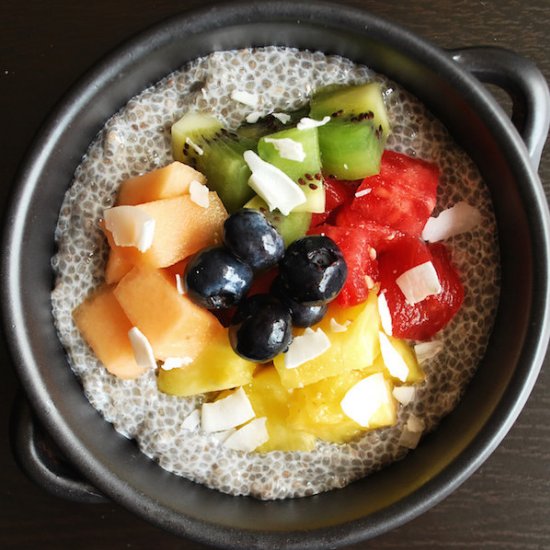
[374,334,424,384]
[244,367,316,452]
[273,290,381,389]
[287,365,386,444]
[157,327,255,397]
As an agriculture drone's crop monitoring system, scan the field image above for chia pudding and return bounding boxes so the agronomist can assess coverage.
[51,47,500,500]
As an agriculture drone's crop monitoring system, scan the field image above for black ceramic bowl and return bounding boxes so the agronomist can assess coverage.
[3,2,550,548]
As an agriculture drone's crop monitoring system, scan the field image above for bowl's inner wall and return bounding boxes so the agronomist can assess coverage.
[6,7,544,545]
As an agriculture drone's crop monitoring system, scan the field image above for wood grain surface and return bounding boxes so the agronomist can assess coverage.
[1,1,549,548]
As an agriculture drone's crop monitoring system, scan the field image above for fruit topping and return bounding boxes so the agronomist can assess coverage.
[283,327,332,370]
[278,235,347,305]
[127,326,157,370]
[309,176,359,227]
[336,150,439,237]
[271,276,328,327]
[223,417,270,452]
[273,290,382,389]
[244,195,311,246]
[392,385,416,406]
[223,209,285,271]
[243,367,316,452]
[422,201,482,242]
[229,294,293,363]
[104,205,156,252]
[257,126,325,213]
[201,386,255,432]
[317,118,385,179]
[184,246,253,309]
[340,372,396,428]
[243,150,307,215]
[379,239,464,340]
[71,75,481,456]
[171,111,256,212]
[230,90,259,107]
[309,82,391,138]
[309,224,378,307]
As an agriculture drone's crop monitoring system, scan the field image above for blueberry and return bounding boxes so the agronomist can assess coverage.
[279,235,347,305]
[223,209,285,271]
[229,294,292,362]
[184,246,253,309]
[271,276,328,327]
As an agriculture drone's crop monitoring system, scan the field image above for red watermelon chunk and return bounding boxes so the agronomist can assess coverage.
[310,176,361,227]
[378,236,464,340]
[309,224,379,307]
[335,150,439,237]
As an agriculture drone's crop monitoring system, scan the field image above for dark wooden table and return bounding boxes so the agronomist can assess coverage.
[2,1,549,548]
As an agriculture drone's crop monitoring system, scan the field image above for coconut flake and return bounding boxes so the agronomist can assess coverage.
[378,292,393,335]
[407,414,425,433]
[272,112,291,124]
[223,417,269,452]
[340,373,392,427]
[355,188,372,198]
[398,414,426,449]
[182,409,201,431]
[201,387,255,433]
[175,274,185,295]
[243,150,306,215]
[422,201,482,242]
[263,137,306,162]
[330,318,351,333]
[284,327,331,369]
[161,356,193,370]
[392,385,416,406]
[231,90,259,107]
[297,116,331,130]
[396,261,442,305]
[104,205,155,252]
[128,327,156,370]
[189,179,209,208]
[211,428,236,443]
[245,111,263,123]
[398,427,423,449]
[414,340,444,363]
[185,137,204,156]
[379,332,409,382]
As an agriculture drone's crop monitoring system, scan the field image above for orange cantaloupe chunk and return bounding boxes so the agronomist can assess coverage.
[117,161,206,205]
[162,258,190,290]
[73,285,146,380]
[105,247,134,284]
[113,265,221,361]
[106,193,227,268]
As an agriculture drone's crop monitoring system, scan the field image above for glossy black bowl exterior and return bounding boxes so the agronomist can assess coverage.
[3,2,550,548]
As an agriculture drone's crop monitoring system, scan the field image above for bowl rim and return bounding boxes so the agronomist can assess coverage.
[3,1,550,547]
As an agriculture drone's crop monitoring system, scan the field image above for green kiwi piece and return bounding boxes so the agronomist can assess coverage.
[309,82,391,138]
[171,112,256,213]
[257,126,325,214]
[244,195,311,246]
[171,111,222,161]
[318,119,384,180]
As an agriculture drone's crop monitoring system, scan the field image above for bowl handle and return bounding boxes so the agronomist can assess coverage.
[450,46,550,170]
[10,393,107,503]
